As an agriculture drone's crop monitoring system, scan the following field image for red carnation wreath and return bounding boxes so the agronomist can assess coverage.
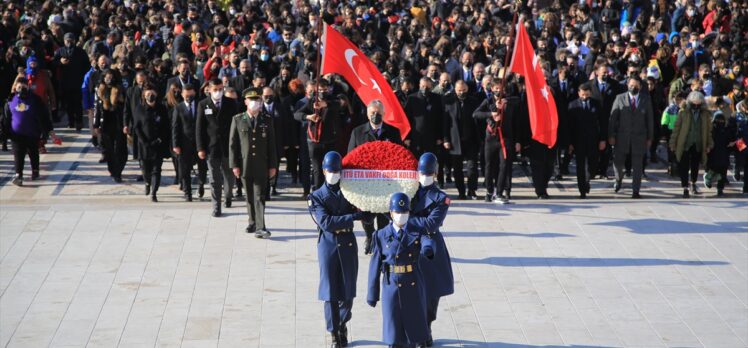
[340,141,419,213]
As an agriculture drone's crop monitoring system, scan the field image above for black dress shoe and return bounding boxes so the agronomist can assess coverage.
[224,198,232,208]
[31,171,40,180]
[254,229,271,239]
[145,185,151,196]
[113,176,123,183]
[579,193,587,199]
[457,194,467,200]
[632,192,642,199]
[245,224,257,233]
[614,181,622,193]
[235,188,243,198]
[338,325,348,347]
[212,209,221,217]
[151,196,158,202]
[468,190,478,200]
[198,184,205,198]
[538,193,550,199]
[485,193,493,202]
[683,189,690,198]
[425,335,434,347]
[271,187,279,196]
[185,195,193,202]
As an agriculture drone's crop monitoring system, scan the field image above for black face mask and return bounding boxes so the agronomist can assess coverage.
[186,95,195,103]
[457,93,467,100]
[17,87,29,97]
[369,113,383,125]
[628,86,640,95]
[147,95,157,103]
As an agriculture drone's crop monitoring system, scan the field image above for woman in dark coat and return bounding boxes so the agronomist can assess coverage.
[706,112,735,196]
[134,84,171,202]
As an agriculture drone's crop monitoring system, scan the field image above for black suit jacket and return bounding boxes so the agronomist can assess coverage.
[590,78,622,139]
[172,100,198,152]
[443,94,480,156]
[165,75,197,97]
[195,96,239,159]
[293,97,340,144]
[473,96,521,145]
[134,102,170,160]
[567,98,603,153]
[550,78,578,147]
[347,122,402,153]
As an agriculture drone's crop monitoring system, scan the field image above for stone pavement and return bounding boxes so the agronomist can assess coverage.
[0,129,746,347]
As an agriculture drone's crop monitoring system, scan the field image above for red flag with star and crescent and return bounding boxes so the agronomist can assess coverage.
[320,24,410,140]
[508,21,558,148]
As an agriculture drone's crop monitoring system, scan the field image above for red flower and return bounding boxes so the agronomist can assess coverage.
[342,141,417,170]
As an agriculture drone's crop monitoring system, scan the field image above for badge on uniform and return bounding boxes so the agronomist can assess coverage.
[14,102,28,112]
[261,125,267,138]
[205,108,213,115]
[155,116,161,123]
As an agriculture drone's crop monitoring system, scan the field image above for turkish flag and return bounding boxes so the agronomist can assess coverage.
[320,24,410,140]
[508,22,558,148]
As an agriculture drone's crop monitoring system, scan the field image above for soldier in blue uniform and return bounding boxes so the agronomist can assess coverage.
[308,151,367,348]
[367,192,436,348]
[410,152,454,347]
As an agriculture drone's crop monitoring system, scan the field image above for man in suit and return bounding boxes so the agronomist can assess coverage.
[590,64,622,179]
[405,78,443,158]
[262,87,284,197]
[229,59,253,103]
[568,83,605,198]
[196,78,240,216]
[230,88,278,238]
[609,76,654,198]
[443,80,480,199]
[166,60,197,97]
[172,83,207,201]
[348,99,402,255]
[550,66,577,179]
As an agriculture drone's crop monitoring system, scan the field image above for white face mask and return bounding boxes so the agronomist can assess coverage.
[248,100,262,113]
[325,172,340,185]
[211,90,223,101]
[392,212,409,227]
[418,174,435,187]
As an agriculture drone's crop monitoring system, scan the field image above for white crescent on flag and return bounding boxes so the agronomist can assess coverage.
[344,49,368,86]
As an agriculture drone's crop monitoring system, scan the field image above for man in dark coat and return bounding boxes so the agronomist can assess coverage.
[549,66,577,179]
[171,21,194,62]
[568,83,605,198]
[172,83,207,201]
[308,151,366,348]
[294,79,342,191]
[405,78,443,158]
[166,60,197,97]
[229,88,278,238]
[348,99,403,255]
[442,80,480,199]
[261,87,284,197]
[590,64,623,179]
[133,85,171,202]
[609,76,654,198]
[53,32,88,130]
[196,79,240,216]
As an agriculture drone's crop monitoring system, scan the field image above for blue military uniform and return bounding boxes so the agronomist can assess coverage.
[367,220,436,346]
[411,183,454,329]
[309,182,360,339]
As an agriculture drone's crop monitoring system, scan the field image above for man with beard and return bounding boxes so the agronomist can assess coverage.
[590,63,622,179]
[568,83,605,199]
[230,59,253,105]
[166,59,197,97]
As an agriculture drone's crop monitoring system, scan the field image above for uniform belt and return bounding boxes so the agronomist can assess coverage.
[334,228,353,234]
[388,264,414,273]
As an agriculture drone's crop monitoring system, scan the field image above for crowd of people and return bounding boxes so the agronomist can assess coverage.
[1,0,748,206]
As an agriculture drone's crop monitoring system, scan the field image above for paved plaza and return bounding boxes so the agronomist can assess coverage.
[1,129,746,347]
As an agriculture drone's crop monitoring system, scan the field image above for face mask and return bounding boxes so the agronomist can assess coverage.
[420,88,429,95]
[687,9,695,16]
[369,113,383,125]
[392,212,409,226]
[325,172,340,185]
[104,78,113,84]
[628,86,639,95]
[186,95,195,102]
[703,73,711,80]
[457,93,467,100]
[690,103,701,110]
[260,54,269,61]
[211,90,223,100]
[248,100,262,112]
[147,94,157,103]
[17,87,29,97]
[418,174,435,187]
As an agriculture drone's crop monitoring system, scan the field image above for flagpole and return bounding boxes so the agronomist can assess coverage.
[499,0,521,91]
[309,0,325,143]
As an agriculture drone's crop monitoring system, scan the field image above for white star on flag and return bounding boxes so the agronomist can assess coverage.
[540,85,549,101]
